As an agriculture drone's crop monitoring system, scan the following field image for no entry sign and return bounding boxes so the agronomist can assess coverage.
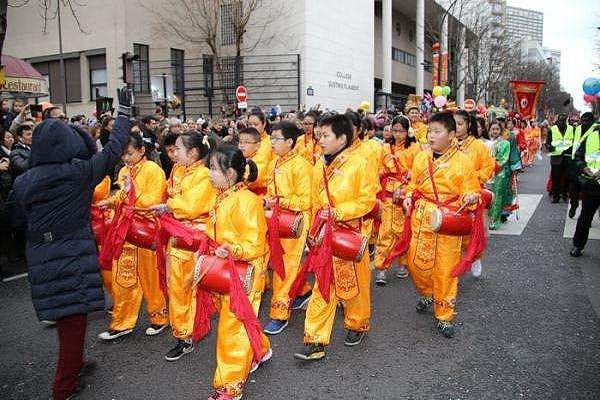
[236,85,248,102]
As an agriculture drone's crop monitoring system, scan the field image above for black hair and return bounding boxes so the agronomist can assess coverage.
[390,115,416,148]
[210,144,258,184]
[319,113,354,145]
[429,112,456,133]
[272,120,301,147]
[239,127,261,142]
[162,132,178,147]
[141,115,159,124]
[249,110,271,134]
[127,132,152,156]
[454,110,479,138]
[304,111,320,124]
[16,124,33,137]
[345,110,363,139]
[177,132,212,160]
[477,117,489,140]
[0,126,10,144]
[360,117,375,132]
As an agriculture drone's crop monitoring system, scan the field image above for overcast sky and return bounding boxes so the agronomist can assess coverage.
[507,0,599,112]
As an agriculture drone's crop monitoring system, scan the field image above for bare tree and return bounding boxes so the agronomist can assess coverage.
[144,0,281,104]
[1,0,87,60]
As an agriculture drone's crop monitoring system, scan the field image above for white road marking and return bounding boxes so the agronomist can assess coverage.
[563,201,600,240]
[488,194,543,236]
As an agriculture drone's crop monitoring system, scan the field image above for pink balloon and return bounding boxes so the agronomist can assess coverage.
[584,94,594,103]
[434,95,447,108]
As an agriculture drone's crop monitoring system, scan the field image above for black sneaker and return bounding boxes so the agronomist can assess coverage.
[551,197,560,204]
[165,339,194,361]
[293,343,325,361]
[415,296,433,314]
[437,320,455,338]
[570,247,583,257]
[344,330,365,346]
[98,329,133,341]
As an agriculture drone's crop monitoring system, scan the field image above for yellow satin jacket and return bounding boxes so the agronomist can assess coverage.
[111,159,166,208]
[248,132,275,193]
[167,162,216,224]
[267,150,312,212]
[457,136,496,186]
[406,147,480,206]
[296,132,321,165]
[312,146,378,223]
[206,184,268,262]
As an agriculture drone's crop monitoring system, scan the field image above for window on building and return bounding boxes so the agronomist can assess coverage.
[31,57,81,104]
[171,48,185,96]
[221,2,241,46]
[392,47,416,67]
[88,54,107,100]
[133,43,150,93]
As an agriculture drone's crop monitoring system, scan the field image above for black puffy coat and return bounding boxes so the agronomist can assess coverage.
[12,117,130,321]
[9,141,31,178]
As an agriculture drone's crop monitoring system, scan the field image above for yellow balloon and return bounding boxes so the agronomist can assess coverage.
[433,86,443,97]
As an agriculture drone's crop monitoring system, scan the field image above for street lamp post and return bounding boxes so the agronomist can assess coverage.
[57,0,67,114]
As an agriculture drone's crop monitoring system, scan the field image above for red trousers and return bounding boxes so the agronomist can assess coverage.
[53,313,87,400]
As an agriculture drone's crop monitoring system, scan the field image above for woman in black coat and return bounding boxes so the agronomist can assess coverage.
[11,115,130,400]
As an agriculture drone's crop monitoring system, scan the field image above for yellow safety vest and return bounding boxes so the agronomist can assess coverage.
[584,130,600,173]
[550,124,574,156]
[573,124,599,159]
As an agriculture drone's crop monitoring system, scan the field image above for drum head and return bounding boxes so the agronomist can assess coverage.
[429,208,443,232]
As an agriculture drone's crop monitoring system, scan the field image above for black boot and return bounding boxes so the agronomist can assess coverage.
[570,247,583,257]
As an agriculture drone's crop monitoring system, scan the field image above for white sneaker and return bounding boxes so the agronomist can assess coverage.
[98,329,133,341]
[250,347,273,374]
[471,259,482,278]
[40,320,56,326]
[396,265,409,279]
[375,270,387,286]
[145,324,168,336]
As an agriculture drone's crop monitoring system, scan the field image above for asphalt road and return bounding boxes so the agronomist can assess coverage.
[1,159,599,400]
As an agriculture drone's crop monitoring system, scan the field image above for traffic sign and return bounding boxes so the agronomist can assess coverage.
[236,85,248,102]
[463,98,476,112]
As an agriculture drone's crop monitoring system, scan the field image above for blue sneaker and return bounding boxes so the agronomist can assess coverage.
[263,319,288,335]
[291,291,312,310]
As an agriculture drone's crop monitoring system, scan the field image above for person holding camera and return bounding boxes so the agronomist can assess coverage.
[10,90,133,400]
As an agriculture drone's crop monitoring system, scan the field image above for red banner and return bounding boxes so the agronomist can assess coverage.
[440,51,448,85]
[510,80,545,119]
[432,53,439,87]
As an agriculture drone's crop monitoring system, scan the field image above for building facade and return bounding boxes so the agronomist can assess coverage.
[505,5,543,45]
[4,0,466,118]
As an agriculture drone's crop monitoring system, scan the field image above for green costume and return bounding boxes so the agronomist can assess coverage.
[489,137,511,230]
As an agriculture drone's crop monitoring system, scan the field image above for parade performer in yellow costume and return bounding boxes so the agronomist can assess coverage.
[203,145,271,400]
[296,111,321,165]
[454,110,495,278]
[394,112,481,338]
[374,115,420,285]
[406,97,428,145]
[243,111,275,196]
[525,121,541,166]
[92,176,113,298]
[96,133,168,341]
[293,113,377,361]
[262,121,313,335]
[147,133,216,361]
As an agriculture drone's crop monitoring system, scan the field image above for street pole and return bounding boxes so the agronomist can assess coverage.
[57,0,67,114]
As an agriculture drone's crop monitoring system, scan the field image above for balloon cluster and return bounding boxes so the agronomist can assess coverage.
[432,85,451,108]
[582,77,600,104]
